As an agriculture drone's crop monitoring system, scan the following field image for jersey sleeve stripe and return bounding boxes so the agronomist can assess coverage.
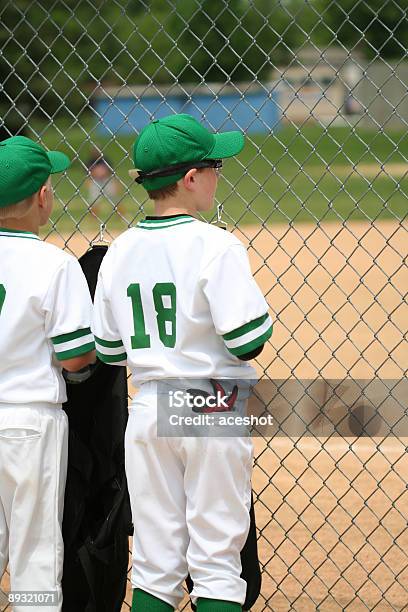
[94,335,124,348]
[52,327,92,345]
[96,350,127,364]
[224,317,272,350]
[227,325,272,357]
[95,346,125,358]
[55,341,95,361]
[95,340,125,356]
[222,313,269,341]
[52,333,94,355]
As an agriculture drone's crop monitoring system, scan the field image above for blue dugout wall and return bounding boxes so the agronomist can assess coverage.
[93,84,280,134]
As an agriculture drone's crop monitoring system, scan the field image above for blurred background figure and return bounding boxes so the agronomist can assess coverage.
[86,149,121,218]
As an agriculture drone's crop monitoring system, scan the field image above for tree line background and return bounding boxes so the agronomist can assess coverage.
[1,0,407,134]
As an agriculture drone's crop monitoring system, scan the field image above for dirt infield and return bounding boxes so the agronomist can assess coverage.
[309,163,408,180]
[235,219,407,379]
[252,436,407,610]
[1,219,406,611]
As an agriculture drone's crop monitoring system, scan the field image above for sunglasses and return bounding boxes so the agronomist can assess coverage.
[133,159,222,184]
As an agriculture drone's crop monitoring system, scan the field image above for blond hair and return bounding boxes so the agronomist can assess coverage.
[0,176,52,220]
[0,194,35,220]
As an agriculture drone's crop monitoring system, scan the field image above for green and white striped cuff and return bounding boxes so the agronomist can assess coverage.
[95,336,127,365]
[52,327,95,360]
[223,313,273,356]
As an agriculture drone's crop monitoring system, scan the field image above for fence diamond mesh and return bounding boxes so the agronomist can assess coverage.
[0,0,407,610]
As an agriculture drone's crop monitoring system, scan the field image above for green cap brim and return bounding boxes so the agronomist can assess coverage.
[206,130,245,160]
[47,150,71,174]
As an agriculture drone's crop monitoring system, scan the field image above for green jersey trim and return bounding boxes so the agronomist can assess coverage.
[0,227,40,240]
[55,341,95,361]
[137,221,195,230]
[227,324,273,356]
[223,313,270,341]
[96,349,127,363]
[52,327,92,345]
[137,217,196,230]
[94,335,124,348]
[140,215,193,224]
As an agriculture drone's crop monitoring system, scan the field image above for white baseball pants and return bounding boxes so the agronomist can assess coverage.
[125,382,253,609]
[0,403,68,612]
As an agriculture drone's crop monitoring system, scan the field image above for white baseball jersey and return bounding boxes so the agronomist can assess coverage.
[0,227,95,404]
[92,215,272,385]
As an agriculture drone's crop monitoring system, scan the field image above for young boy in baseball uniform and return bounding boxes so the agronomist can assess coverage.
[0,136,96,610]
[92,114,272,612]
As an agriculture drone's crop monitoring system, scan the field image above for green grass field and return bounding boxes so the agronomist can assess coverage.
[27,119,408,234]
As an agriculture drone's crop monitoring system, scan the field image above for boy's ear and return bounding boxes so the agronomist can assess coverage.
[38,182,49,208]
[38,185,47,207]
[183,168,197,191]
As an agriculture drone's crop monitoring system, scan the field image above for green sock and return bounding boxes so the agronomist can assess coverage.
[132,588,173,612]
[196,598,242,612]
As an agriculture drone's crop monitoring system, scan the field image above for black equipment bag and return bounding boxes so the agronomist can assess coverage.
[62,246,132,612]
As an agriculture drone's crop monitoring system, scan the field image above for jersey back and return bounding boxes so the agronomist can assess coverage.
[0,228,94,404]
[93,216,272,384]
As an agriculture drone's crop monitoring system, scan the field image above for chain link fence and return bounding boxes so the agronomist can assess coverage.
[1,1,407,610]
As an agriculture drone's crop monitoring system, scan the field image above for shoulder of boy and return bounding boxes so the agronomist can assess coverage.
[37,242,92,286]
[106,227,135,252]
[38,239,77,264]
[213,228,248,261]
[198,221,244,249]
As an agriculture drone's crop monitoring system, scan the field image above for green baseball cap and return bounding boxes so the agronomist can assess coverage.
[130,114,245,191]
[0,135,71,208]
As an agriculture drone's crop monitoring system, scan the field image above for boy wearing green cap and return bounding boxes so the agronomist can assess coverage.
[0,136,95,610]
[93,114,272,612]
